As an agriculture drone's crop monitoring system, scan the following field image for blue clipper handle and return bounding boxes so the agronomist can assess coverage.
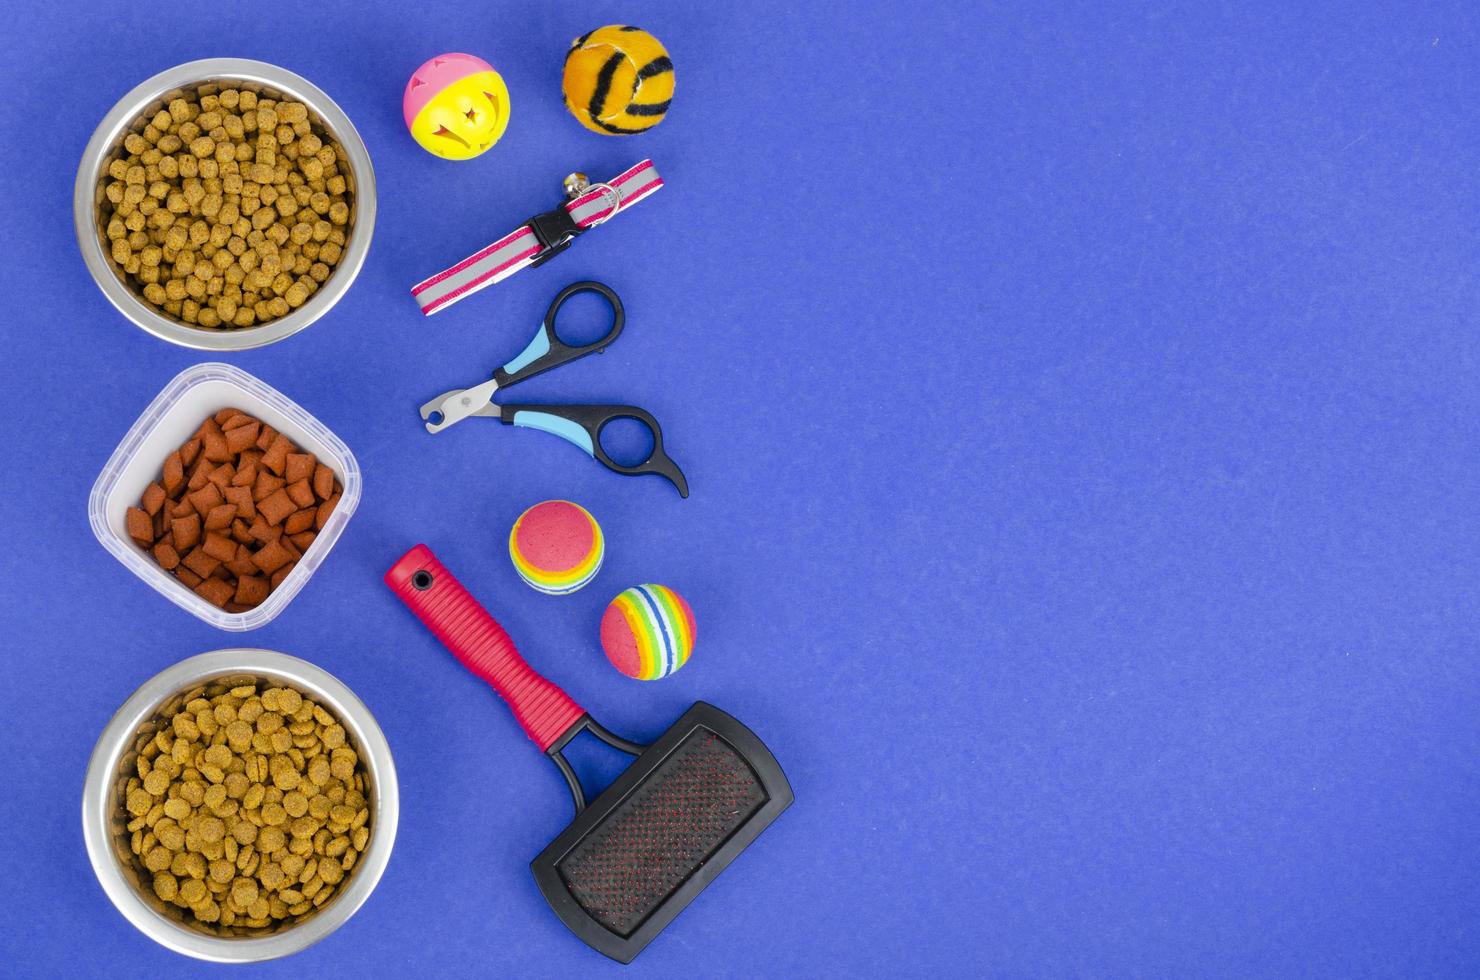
[493,281,625,388]
[502,403,689,498]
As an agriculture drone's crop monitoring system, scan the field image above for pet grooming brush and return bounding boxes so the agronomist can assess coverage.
[386,544,792,962]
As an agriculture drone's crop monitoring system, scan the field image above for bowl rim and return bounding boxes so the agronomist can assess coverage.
[81,649,399,962]
[73,58,377,351]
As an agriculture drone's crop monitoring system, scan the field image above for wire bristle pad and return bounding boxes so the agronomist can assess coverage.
[557,729,768,936]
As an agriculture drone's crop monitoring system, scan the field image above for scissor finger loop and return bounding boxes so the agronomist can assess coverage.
[544,280,625,352]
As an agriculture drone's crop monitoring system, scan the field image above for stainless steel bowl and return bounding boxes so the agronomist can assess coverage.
[82,650,399,962]
[74,59,376,350]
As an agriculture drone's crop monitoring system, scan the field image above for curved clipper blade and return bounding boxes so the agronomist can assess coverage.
[421,379,500,434]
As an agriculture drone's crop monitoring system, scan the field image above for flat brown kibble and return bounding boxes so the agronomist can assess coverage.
[286,479,315,509]
[251,538,295,576]
[284,453,314,484]
[257,488,296,527]
[132,410,340,611]
[126,507,153,545]
[252,471,284,502]
[142,482,167,515]
[153,541,180,570]
[113,679,370,935]
[194,577,234,609]
[283,509,316,535]
[202,531,237,562]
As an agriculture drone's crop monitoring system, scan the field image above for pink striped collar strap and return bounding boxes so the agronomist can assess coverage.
[410,160,664,317]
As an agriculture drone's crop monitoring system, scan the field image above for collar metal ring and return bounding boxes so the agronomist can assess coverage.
[582,182,623,226]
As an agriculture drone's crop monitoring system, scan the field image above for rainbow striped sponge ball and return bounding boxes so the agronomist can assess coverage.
[600,585,696,680]
[508,500,604,594]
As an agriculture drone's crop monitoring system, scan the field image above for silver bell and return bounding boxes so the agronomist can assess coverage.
[563,172,591,199]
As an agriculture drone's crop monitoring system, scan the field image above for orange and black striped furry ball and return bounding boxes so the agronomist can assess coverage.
[562,25,674,135]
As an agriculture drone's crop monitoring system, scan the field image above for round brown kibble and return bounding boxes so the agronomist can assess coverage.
[258,825,287,854]
[306,757,331,786]
[308,794,332,820]
[318,858,344,885]
[158,822,186,851]
[232,819,258,846]
[224,720,252,751]
[100,89,352,332]
[116,681,367,933]
[231,877,259,909]
[154,872,179,902]
[144,845,173,872]
[181,851,207,879]
[126,788,152,816]
[202,783,228,811]
[253,864,284,895]
[224,771,250,799]
[179,878,207,905]
[283,791,309,818]
[196,816,226,844]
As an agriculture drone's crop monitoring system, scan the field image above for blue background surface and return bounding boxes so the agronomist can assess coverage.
[1,1,1477,976]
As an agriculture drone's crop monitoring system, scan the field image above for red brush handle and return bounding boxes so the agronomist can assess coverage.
[385,544,586,752]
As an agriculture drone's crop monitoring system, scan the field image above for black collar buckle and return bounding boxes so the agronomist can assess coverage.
[527,206,583,267]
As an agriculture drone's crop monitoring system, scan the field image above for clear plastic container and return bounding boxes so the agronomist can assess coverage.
[89,362,362,631]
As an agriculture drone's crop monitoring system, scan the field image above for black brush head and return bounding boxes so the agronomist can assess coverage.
[532,702,793,963]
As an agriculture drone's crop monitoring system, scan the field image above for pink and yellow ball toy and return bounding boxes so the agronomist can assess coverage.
[403,53,511,160]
